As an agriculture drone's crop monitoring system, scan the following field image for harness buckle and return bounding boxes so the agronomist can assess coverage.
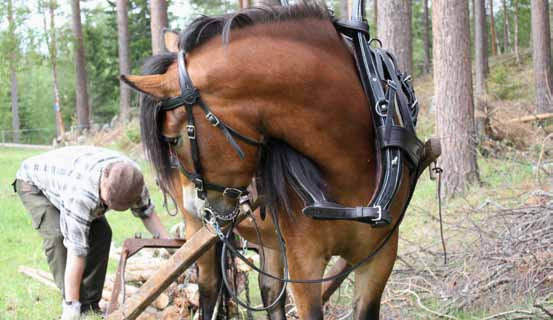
[205,112,220,127]
[181,88,199,105]
[223,187,243,199]
[186,125,196,140]
[370,205,382,222]
[193,178,204,192]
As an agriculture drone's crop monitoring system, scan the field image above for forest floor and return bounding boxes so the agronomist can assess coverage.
[1,51,552,319]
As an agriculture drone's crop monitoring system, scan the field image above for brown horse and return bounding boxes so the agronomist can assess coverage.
[123,3,435,319]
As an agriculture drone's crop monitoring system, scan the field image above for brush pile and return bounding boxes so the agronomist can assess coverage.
[379,191,553,319]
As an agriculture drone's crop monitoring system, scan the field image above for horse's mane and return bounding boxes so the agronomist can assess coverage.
[140,53,178,193]
[178,2,332,53]
[259,139,329,217]
[140,2,332,210]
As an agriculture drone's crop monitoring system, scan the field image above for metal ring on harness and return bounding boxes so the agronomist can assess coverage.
[375,99,388,117]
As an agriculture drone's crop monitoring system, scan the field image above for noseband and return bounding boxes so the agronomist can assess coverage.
[158,50,263,219]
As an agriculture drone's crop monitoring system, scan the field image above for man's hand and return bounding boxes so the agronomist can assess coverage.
[61,301,81,320]
[141,211,170,239]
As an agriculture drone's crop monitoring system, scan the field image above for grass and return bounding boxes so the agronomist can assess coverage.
[0,146,182,319]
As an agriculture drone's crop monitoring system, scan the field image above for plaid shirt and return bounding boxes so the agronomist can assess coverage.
[16,146,154,256]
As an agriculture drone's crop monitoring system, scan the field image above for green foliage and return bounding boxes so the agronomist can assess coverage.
[487,51,534,101]
[125,121,141,144]
[412,0,431,76]
[189,0,239,16]
[83,0,152,124]
[494,0,532,53]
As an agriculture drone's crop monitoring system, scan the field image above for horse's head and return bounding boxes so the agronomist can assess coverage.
[122,29,264,220]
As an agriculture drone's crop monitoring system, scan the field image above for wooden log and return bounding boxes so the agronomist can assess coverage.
[125,270,157,282]
[107,220,238,320]
[136,307,161,320]
[125,259,166,272]
[17,266,58,290]
[507,112,553,123]
[103,284,170,310]
[161,306,180,320]
[183,283,200,307]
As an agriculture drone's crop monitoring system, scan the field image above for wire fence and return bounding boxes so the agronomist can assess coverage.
[0,128,57,146]
[0,123,111,146]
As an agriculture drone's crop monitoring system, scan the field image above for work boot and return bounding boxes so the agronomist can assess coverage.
[80,302,102,316]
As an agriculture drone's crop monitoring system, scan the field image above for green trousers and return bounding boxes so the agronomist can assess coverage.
[15,179,112,304]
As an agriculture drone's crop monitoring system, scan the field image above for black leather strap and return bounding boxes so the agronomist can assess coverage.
[302,201,391,226]
[377,126,424,167]
[334,19,369,37]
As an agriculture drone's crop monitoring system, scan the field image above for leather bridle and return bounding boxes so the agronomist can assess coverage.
[158,50,263,219]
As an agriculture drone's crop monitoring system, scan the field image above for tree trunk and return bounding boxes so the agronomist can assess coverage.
[252,0,280,5]
[489,0,498,56]
[150,0,168,55]
[43,0,65,140]
[7,0,20,143]
[377,0,412,74]
[339,0,349,19]
[422,0,431,74]
[373,0,378,31]
[71,0,90,131]
[502,0,511,52]
[514,0,521,64]
[239,0,250,9]
[117,0,131,123]
[433,0,480,198]
[532,0,553,113]
[475,0,488,97]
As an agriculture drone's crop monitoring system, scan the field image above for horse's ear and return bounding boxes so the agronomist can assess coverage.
[120,74,166,98]
[164,29,179,53]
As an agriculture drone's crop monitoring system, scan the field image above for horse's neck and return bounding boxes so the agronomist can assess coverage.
[263,77,377,205]
[189,34,377,204]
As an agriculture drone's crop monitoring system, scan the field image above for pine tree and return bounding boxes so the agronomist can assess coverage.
[117,0,131,122]
[531,0,553,113]
[377,0,413,74]
[71,0,90,130]
[150,0,168,55]
[433,0,480,197]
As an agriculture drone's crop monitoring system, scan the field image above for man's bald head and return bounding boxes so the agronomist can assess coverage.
[101,162,144,211]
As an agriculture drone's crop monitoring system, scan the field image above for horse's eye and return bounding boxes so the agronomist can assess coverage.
[161,135,181,146]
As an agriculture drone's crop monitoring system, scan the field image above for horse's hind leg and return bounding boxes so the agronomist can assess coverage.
[352,231,398,320]
[259,247,286,320]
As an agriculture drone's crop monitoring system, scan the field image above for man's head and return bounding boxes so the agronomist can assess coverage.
[100,162,144,211]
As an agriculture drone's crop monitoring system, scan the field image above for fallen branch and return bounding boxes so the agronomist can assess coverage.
[482,308,534,319]
[404,289,458,319]
[506,112,553,124]
[17,266,57,290]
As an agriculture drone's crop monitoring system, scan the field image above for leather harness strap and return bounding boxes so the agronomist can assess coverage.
[303,17,424,226]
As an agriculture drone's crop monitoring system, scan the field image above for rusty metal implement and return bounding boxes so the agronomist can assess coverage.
[106,236,186,315]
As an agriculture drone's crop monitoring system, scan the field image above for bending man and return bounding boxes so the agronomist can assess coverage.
[14,146,170,319]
